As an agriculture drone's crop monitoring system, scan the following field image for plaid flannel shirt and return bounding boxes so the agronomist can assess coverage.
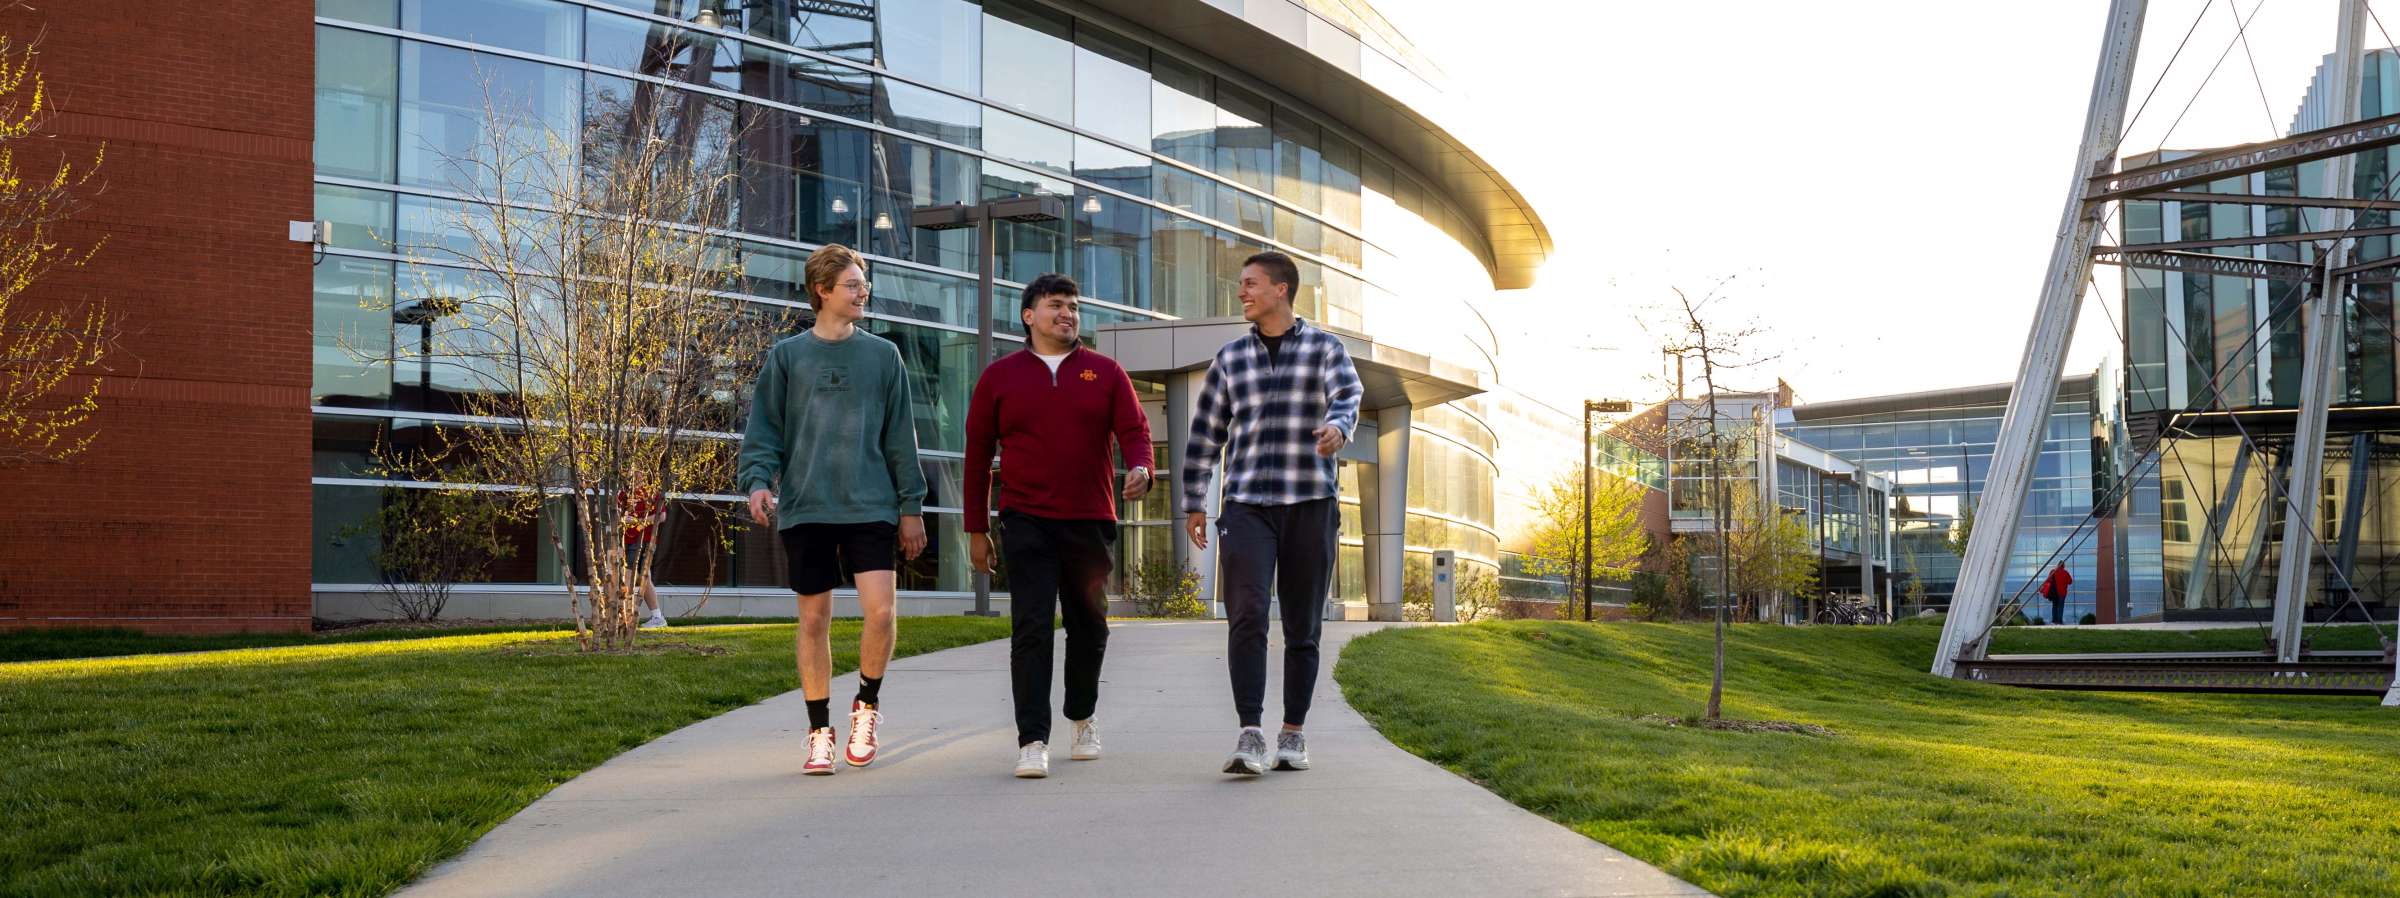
[1181,318,1364,512]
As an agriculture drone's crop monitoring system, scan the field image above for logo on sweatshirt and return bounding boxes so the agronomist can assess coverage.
[1079,369,1097,382]
[816,367,851,392]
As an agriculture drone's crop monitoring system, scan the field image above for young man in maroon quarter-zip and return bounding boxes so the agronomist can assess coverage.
[963,273,1154,779]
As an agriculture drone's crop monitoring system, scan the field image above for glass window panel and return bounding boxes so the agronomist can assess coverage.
[1272,106,1320,210]
[1153,211,1224,319]
[868,135,979,272]
[1276,207,1321,255]
[314,257,396,408]
[1218,183,1271,238]
[1322,227,1362,269]
[1075,191,1150,309]
[872,264,1006,332]
[1151,53,1213,167]
[399,43,582,193]
[984,108,1073,176]
[316,184,395,252]
[738,0,876,64]
[1323,267,1363,331]
[316,26,398,182]
[1214,82,1272,193]
[1074,136,1149,198]
[1320,131,1361,229]
[869,317,979,453]
[406,0,582,58]
[982,161,1071,285]
[1073,23,1149,147]
[1216,233,1267,305]
[880,0,980,93]
[319,0,396,26]
[877,76,980,147]
[981,0,1072,121]
[1154,163,1214,219]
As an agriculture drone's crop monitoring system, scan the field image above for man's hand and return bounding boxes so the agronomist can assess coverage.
[1186,511,1208,550]
[1314,424,1347,458]
[900,515,928,560]
[747,488,777,526]
[1121,467,1153,500]
[968,531,994,574]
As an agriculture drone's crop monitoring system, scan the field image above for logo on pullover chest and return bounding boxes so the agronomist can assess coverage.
[1078,369,1097,381]
[815,367,852,392]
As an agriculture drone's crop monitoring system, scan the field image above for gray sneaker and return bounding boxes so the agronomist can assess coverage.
[1274,730,1309,770]
[1069,718,1102,761]
[1223,728,1267,776]
[1015,741,1050,779]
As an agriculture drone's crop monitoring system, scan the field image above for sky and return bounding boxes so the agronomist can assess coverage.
[1366,0,2373,412]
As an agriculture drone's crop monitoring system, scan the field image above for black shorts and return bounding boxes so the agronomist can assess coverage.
[779,521,899,596]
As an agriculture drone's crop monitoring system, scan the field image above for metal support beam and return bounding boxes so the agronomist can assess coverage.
[2088,110,2400,203]
[2233,448,2283,605]
[1933,0,2148,678]
[2102,223,2400,255]
[2275,0,2368,665]
[2142,190,2400,212]
[2179,440,2251,609]
[2095,248,2318,283]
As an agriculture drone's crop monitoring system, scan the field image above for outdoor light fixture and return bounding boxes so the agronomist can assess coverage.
[872,211,894,231]
[829,197,849,216]
[909,194,1068,618]
[694,7,722,28]
[1080,195,1103,215]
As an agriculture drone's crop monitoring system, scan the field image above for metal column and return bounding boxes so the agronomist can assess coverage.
[1366,405,1412,622]
[2274,0,2368,663]
[2332,433,2372,588]
[1933,0,2150,677]
[2179,440,2252,609]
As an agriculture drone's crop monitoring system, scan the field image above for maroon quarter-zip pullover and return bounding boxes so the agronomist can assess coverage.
[963,346,1155,533]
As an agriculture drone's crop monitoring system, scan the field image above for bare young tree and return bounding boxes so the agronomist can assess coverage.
[1653,280,1782,720]
[369,76,772,649]
[0,31,114,468]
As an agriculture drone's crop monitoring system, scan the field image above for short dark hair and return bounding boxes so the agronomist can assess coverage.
[1020,272,1080,312]
[1242,251,1299,304]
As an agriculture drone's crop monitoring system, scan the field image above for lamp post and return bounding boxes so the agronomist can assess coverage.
[1579,399,1632,621]
[912,195,1066,618]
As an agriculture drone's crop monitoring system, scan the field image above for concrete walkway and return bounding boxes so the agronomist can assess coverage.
[401,621,1711,898]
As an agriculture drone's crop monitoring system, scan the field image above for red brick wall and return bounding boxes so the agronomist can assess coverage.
[0,2,316,633]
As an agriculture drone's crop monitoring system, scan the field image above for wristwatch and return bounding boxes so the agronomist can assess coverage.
[1130,466,1151,478]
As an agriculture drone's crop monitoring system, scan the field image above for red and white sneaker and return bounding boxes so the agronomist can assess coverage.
[845,701,881,767]
[802,728,838,776]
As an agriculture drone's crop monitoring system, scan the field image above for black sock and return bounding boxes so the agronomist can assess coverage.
[806,698,831,731]
[856,675,882,708]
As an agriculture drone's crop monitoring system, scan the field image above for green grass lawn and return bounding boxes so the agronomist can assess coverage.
[1336,621,2400,898]
[0,617,802,663]
[0,618,1009,897]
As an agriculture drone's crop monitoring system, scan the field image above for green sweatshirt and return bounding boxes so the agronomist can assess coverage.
[737,327,928,528]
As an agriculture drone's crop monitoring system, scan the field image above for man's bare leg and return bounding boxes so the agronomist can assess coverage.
[852,570,898,682]
[795,591,834,701]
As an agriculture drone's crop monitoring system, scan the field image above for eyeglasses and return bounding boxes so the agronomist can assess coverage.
[838,280,872,295]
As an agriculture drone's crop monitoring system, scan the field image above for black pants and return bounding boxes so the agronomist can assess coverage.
[2048,592,2066,625]
[1002,511,1115,747]
[1218,497,1338,729]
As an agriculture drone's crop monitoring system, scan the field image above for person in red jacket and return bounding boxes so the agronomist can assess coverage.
[964,273,1154,779]
[2040,561,2073,626]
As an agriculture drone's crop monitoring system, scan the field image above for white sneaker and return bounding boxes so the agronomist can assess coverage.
[1222,727,1266,776]
[1069,718,1102,761]
[1274,729,1309,770]
[641,612,668,629]
[803,728,838,776]
[1015,741,1050,778]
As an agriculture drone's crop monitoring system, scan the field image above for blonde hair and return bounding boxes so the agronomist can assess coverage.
[804,243,865,310]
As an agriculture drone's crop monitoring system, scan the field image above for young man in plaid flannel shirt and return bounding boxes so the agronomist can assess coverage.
[1181,250,1363,776]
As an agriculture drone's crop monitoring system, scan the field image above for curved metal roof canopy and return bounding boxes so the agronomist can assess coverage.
[1080,0,1556,290]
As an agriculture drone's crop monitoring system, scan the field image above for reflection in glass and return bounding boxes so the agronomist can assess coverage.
[406,0,581,58]
[1214,82,1272,194]
[316,184,395,252]
[1074,136,1149,198]
[1073,24,1150,147]
[1151,54,1214,167]
[982,0,1073,121]
[983,108,1074,176]
[314,258,397,409]
[880,0,981,92]
[983,161,1070,285]
[316,26,398,182]
[399,43,583,193]
[1075,191,1150,309]
[867,135,978,272]
[877,77,981,147]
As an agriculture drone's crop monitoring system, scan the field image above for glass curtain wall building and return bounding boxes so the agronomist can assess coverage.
[2110,49,2400,624]
[1780,372,2123,622]
[308,0,1533,612]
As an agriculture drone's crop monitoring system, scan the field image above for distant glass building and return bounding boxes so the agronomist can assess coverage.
[1780,372,2124,622]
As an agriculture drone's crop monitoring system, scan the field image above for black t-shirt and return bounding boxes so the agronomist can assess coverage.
[1260,332,1285,367]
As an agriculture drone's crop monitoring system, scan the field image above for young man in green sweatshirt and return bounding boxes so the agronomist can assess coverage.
[737,243,929,776]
